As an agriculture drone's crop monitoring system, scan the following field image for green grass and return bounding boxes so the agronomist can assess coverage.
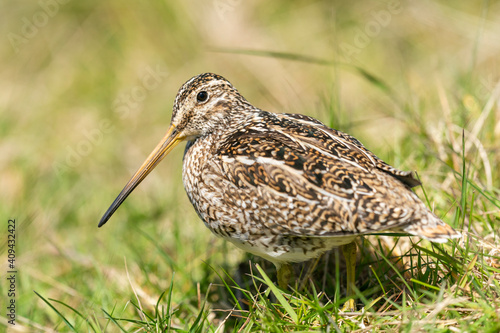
[1,0,499,331]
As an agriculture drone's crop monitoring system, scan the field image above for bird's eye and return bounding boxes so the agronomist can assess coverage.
[196,91,208,103]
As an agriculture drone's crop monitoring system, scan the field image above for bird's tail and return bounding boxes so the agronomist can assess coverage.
[400,212,462,243]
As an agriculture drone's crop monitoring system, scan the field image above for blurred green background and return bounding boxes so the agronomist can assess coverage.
[1,0,499,331]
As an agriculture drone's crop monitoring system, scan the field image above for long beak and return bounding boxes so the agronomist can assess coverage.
[98,125,182,227]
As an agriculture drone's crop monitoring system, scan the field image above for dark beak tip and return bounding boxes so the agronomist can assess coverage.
[98,217,108,228]
[97,125,179,230]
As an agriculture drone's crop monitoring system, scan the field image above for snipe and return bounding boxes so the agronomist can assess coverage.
[99,73,461,310]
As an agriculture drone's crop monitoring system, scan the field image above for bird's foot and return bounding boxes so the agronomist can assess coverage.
[341,298,356,312]
[277,264,293,289]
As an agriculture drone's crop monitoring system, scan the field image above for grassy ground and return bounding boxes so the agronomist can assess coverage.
[1,0,499,331]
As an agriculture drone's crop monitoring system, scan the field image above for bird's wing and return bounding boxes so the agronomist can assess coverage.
[212,112,425,236]
[281,113,421,188]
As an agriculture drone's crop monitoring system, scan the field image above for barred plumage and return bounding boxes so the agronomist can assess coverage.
[99,73,461,310]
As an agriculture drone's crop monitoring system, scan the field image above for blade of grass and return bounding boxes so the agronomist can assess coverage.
[369,264,386,295]
[205,262,245,311]
[410,278,442,292]
[165,272,175,331]
[369,245,418,302]
[255,264,298,324]
[138,228,178,270]
[211,48,397,100]
[34,290,77,332]
[101,309,127,333]
[48,298,97,333]
[189,302,207,333]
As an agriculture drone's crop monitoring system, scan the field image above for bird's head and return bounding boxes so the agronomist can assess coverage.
[98,73,247,227]
[170,72,247,139]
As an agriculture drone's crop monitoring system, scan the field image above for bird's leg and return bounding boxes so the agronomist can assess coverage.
[341,241,357,311]
[277,263,293,289]
[299,255,322,290]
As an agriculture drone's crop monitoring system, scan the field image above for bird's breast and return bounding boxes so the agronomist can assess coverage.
[182,134,229,229]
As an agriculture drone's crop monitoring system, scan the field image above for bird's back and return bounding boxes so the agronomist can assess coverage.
[182,110,459,254]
